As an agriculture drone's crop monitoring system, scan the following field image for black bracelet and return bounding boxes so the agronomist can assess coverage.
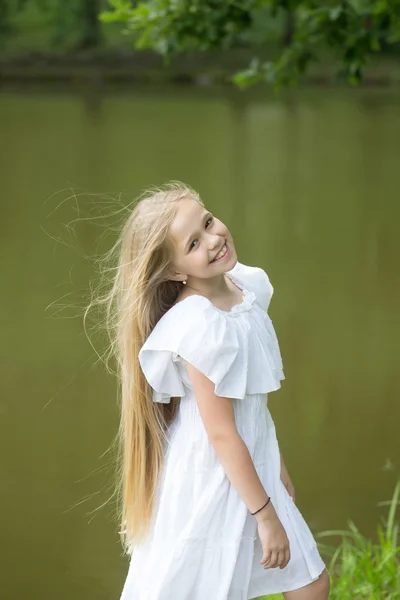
[250,496,271,516]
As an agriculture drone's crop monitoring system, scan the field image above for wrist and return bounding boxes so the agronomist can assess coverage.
[254,499,276,523]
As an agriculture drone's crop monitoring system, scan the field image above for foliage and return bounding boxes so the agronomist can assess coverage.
[255,479,400,599]
[0,0,102,49]
[307,479,399,600]
[52,0,103,49]
[0,0,27,41]
[100,0,400,89]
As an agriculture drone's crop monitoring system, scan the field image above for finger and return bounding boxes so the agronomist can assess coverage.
[281,549,291,569]
[265,551,278,569]
[277,551,286,568]
[276,551,284,568]
[260,551,271,566]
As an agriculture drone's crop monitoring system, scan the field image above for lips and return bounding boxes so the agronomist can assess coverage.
[210,242,228,263]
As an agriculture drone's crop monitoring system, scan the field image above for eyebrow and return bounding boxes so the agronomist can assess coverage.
[183,211,212,252]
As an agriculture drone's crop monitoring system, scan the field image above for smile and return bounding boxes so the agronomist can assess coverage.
[210,243,229,263]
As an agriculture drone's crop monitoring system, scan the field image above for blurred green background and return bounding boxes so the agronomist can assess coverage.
[1,2,400,600]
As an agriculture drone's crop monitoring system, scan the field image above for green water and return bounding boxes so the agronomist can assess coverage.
[0,85,399,599]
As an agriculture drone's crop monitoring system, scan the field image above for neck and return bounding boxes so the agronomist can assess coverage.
[185,272,231,300]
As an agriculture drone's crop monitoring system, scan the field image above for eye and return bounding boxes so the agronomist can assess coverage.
[189,216,213,251]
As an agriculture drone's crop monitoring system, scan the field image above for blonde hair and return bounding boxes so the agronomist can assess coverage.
[86,181,203,555]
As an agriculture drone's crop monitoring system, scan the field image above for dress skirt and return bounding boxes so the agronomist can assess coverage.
[120,394,326,600]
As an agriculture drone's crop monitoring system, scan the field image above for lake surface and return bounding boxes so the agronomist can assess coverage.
[1,84,399,599]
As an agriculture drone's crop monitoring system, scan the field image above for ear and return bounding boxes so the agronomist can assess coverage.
[167,269,187,283]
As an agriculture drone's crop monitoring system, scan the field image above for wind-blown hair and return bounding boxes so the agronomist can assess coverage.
[88,182,203,554]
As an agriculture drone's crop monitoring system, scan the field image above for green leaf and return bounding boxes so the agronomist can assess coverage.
[330,6,343,21]
[102,0,400,90]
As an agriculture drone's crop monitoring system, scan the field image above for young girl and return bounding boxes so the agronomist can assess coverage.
[106,182,330,599]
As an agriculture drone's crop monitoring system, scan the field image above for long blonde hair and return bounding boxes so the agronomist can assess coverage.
[87,181,203,555]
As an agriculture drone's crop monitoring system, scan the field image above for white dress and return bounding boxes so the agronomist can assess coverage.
[120,261,326,600]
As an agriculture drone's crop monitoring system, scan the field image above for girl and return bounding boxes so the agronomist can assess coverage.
[104,182,330,599]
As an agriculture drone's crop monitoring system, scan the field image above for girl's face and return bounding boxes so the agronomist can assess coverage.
[168,198,237,282]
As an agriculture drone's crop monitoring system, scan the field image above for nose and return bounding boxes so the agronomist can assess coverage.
[208,234,222,250]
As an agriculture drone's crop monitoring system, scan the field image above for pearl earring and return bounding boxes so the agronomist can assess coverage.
[182,280,187,285]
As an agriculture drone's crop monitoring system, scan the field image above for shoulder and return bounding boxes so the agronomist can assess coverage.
[227,260,274,311]
[143,294,222,348]
[139,294,235,366]
[138,295,241,400]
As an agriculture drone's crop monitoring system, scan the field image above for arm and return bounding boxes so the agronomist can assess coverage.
[185,360,291,570]
[185,360,275,523]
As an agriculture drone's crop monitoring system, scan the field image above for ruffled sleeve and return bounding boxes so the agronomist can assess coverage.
[138,296,249,403]
[227,261,274,311]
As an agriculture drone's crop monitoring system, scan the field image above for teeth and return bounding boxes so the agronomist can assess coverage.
[213,243,227,262]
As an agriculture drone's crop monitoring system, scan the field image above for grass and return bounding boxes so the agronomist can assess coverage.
[254,479,400,600]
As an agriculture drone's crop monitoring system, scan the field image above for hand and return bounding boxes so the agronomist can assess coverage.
[256,504,291,570]
[280,455,296,503]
